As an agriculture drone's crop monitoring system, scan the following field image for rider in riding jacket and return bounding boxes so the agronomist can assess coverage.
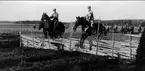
[86,6,94,26]
[50,8,59,30]
[86,6,95,34]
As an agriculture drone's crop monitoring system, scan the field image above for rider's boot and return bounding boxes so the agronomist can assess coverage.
[90,21,95,34]
[53,21,58,31]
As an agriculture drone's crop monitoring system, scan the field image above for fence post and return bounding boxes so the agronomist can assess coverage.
[96,17,100,55]
[19,23,24,66]
[70,38,72,50]
[112,31,115,57]
[19,31,21,49]
[69,21,74,51]
[61,35,64,50]
[32,24,35,47]
[129,32,132,59]
[69,23,72,50]
[7,28,9,47]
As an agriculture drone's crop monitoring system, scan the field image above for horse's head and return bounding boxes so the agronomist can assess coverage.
[73,16,80,32]
[39,12,51,30]
[73,16,87,32]
[41,12,50,21]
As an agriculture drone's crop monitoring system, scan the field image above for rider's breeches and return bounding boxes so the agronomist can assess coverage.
[53,18,59,30]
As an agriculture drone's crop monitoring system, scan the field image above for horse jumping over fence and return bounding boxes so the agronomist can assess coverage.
[73,16,107,49]
[39,12,65,39]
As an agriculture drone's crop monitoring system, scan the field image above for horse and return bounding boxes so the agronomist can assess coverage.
[73,16,107,49]
[39,12,65,39]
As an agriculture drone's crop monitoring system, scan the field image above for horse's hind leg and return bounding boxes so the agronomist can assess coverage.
[79,34,84,48]
[80,33,89,49]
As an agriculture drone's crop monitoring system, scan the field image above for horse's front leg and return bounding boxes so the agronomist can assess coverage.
[82,26,85,34]
[80,33,89,49]
[43,29,47,39]
[79,33,85,49]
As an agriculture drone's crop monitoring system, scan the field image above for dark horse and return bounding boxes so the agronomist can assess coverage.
[39,13,65,39]
[73,16,107,49]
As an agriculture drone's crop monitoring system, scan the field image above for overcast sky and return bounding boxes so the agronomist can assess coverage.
[0,1,145,22]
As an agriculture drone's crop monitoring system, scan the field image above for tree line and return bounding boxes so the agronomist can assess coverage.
[100,19,145,27]
[1,19,145,27]
[15,20,40,24]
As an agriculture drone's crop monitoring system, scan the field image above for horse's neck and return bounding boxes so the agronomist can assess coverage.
[82,20,90,26]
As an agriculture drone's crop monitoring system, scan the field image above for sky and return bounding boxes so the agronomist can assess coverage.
[0,1,145,22]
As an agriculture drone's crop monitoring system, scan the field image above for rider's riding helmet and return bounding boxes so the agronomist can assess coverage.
[53,8,56,11]
[88,6,91,9]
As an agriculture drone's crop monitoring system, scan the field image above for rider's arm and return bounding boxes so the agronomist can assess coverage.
[90,11,94,20]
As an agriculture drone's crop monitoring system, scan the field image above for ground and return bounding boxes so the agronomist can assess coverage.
[0,38,133,71]
[0,23,141,71]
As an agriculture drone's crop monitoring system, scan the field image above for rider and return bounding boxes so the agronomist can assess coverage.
[86,6,95,34]
[50,8,59,31]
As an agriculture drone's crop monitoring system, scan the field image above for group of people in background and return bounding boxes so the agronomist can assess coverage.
[106,24,143,34]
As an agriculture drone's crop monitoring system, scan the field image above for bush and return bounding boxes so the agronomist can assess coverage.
[136,28,145,66]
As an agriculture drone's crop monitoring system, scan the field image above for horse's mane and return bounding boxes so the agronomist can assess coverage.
[42,13,51,21]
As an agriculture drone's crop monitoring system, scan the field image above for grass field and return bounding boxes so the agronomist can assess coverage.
[0,33,135,71]
[0,23,140,41]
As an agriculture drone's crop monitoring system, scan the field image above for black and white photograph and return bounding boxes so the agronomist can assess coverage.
[0,1,145,71]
